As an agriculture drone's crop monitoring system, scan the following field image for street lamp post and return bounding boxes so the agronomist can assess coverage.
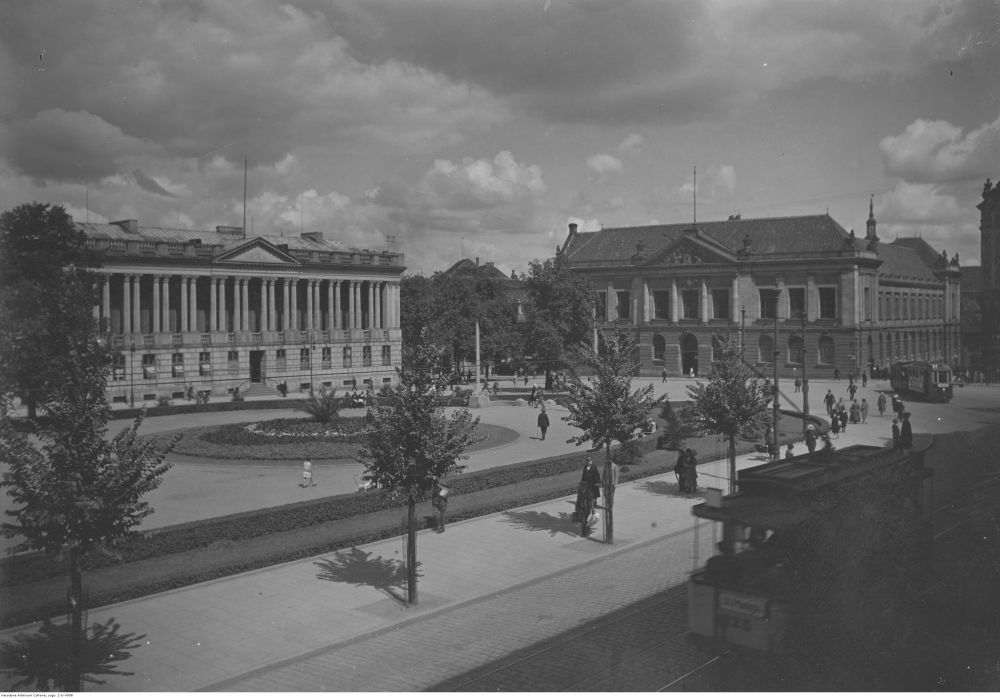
[772,283,781,459]
[740,305,746,356]
[800,312,809,433]
[129,340,136,408]
[309,342,315,394]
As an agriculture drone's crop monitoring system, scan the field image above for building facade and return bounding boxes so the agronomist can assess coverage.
[561,201,960,379]
[82,219,404,405]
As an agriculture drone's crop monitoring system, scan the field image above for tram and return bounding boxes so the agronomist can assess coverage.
[889,361,954,402]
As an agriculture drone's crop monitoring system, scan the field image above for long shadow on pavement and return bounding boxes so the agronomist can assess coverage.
[501,507,579,537]
[314,547,420,604]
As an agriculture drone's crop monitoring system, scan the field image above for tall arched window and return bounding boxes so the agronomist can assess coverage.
[787,334,804,365]
[652,333,666,363]
[758,334,774,365]
[818,335,835,365]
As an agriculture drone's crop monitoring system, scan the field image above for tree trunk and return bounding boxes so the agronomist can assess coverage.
[67,547,83,692]
[544,368,553,391]
[406,494,418,605]
[603,443,614,544]
[728,435,737,495]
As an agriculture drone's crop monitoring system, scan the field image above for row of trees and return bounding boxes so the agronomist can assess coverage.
[401,256,597,388]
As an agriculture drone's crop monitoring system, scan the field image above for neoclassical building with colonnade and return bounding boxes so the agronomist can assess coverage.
[80,219,404,405]
[561,200,961,379]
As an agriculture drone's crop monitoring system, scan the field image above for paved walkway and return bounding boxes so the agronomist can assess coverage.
[2,377,998,691]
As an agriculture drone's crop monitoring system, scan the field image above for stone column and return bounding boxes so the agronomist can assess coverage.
[131,274,142,334]
[152,275,161,334]
[305,279,314,330]
[241,277,250,332]
[289,278,298,331]
[368,282,375,329]
[807,275,817,322]
[179,275,189,333]
[209,277,218,332]
[334,280,342,330]
[219,277,228,332]
[731,276,740,321]
[267,279,276,331]
[313,280,321,329]
[102,274,112,329]
[189,276,199,332]
[348,281,356,329]
[700,279,709,322]
[606,281,616,322]
[122,275,132,334]
[670,279,679,322]
[282,279,290,331]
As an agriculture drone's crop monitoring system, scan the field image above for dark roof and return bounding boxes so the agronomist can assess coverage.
[875,241,940,282]
[443,258,515,281]
[889,237,943,269]
[561,214,852,264]
[76,221,358,253]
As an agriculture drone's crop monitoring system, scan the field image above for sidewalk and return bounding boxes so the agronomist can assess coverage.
[4,376,978,691]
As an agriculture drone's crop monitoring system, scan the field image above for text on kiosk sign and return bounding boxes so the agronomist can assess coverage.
[719,591,767,619]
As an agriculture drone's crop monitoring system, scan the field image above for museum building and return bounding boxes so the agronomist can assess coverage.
[560,200,961,378]
[81,219,405,405]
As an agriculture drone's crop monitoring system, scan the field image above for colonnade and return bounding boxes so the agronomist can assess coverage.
[98,272,400,335]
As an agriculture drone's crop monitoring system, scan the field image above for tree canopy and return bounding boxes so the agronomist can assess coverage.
[0,203,103,418]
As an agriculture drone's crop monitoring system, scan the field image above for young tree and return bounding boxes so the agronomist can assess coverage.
[357,343,479,604]
[0,335,175,692]
[521,254,596,389]
[683,336,770,494]
[563,330,655,544]
[0,203,103,419]
[658,396,697,451]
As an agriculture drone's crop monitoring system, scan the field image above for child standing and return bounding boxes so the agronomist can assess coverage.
[301,457,316,487]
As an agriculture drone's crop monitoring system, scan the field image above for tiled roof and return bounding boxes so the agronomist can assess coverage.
[561,214,852,263]
[888,237,944,269]
[875,241,940,281]
[443,258,516,280]
[77,222,356,253]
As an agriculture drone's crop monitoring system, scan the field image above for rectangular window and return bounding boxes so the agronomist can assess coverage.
[652,291,670,319]
[276,348,286,371]
[299,348,310,369]
[818,288,836,319]
[382,345,391,365]
[227,350,238,373]
[594,291,607,321]
[759,289,777,320]
[112,353,126,381]
[682,290,699,319]
[363,345,372,367]
[321,347,331,368]
[142,353,157,379]
[711,289,730,320]
[615,291,630,320]
[199,351,211,377]
[788,288,806,319]
[343,346,352,368]
[171,352,185,378]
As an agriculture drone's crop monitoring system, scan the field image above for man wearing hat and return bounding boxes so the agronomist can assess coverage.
[900,412,913,449]
[804,424,817,453]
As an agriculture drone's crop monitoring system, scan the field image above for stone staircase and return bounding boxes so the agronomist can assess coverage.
[241,382,277,399]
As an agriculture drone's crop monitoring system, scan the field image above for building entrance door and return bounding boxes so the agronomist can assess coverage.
[250,350,264,383]
[681,334,699,376]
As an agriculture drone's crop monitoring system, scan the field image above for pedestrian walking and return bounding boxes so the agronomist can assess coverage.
[831,414,841,438]
[794,375,802,393]
[838,405,849,433]
[537,405,550,440]
[301,457,316,487]
[860,398,869,423]
[662,367,668,383]
[493,381,499,398]
[862,370,868,388]
[431,480,449,532]
[580,456,602,502]
[877,393,887,418]
[834,367,840,381]
[848,383,858,401]
[528,384,537,407]
[849,399,860,424]
[683,448,698,492]
[900,412,913,449]
[764,426,775,459]
[785,442,795,459]
[891,418,901,451]
[804,424,817,453]
[689,366,696,379]
[824,390,835,417]
[673,450,688,492]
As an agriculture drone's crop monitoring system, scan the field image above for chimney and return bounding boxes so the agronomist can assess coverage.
[111,219,139,234]
[569,222,577,235]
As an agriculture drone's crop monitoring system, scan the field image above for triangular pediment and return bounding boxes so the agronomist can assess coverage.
[642,232,736,267]
[215,238,302,265]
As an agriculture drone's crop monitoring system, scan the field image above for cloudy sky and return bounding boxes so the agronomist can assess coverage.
[2,0,998,275]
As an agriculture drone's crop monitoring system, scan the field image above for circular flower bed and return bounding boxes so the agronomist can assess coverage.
[200,417,371,446]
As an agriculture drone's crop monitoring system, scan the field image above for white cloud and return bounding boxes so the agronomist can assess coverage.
[877,182,965,225]
[586,153,623,176]
[880,114,1000,183]
[674,164,736,197]
[568,216,601,232]
[617,133,643,152]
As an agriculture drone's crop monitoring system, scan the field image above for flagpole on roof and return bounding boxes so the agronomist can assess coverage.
[243,158,247,239]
